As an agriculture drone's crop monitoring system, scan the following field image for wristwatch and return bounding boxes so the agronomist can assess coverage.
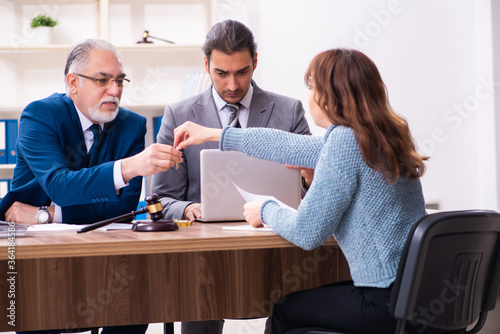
[35,206,51,224]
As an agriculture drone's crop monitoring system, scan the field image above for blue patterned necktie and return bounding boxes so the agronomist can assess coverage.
[88,124,102,167]
[226,104,240,128]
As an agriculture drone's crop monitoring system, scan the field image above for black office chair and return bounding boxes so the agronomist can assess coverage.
[285,210,500,334]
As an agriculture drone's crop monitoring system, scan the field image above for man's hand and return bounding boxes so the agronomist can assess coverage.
[243,200,265,228]
[5,202,54,225]
[183,203,201,221]
[121,143,183,183]
[285,165,315,189]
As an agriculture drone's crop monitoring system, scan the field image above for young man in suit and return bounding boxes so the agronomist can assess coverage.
[151,20,311,334]
[151,19,311,223]
[1,39,182,334]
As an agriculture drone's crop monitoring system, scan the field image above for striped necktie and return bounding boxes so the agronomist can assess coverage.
[226,104,240,128]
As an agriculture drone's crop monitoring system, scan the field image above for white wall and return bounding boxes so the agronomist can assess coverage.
[2,0,497,211]
[493,0,500,211]
[213,0,497,211]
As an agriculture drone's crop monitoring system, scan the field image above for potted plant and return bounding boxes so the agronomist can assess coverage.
[30,14,59,45]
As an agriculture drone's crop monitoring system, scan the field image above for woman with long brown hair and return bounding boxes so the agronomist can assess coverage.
[173,49,429,333]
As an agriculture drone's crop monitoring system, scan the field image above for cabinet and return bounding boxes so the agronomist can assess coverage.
[0,0,213,180]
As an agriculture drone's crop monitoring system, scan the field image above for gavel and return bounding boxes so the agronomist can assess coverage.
[136,30,174,44]
[77,194,179,233]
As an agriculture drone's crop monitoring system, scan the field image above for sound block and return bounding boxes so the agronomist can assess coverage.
[132,220,179,232]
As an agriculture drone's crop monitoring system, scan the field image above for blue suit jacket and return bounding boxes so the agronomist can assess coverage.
[0,93,146,224]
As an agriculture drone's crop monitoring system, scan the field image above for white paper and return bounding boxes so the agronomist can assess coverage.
[27,223,133,232]
[222,224,273,232]
[232,181,297,212]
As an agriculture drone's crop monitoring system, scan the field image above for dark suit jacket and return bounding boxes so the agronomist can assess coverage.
[151,82,311,220]
[0,93,146,224]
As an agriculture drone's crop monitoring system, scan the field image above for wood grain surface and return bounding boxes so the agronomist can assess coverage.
[0,223,349,331]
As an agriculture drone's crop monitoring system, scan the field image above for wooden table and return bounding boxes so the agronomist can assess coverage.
[0,222,349,332]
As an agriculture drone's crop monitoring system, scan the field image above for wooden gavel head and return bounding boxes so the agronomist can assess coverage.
[133,194,178,232]
[137,30,153,44]
[145,194,165,221]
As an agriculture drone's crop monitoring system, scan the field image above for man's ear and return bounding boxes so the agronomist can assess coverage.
[204,56,210,73]
[253,52,258,70]
[66,73,79,94]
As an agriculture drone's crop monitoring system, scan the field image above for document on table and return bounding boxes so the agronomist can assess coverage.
[222,224,273,232]
[0,221,32,238]
[222,182,296,232]
[27,223,134,232]
[232,181,297,212]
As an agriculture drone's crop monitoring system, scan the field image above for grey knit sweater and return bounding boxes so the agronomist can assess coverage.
[220,125,426,288]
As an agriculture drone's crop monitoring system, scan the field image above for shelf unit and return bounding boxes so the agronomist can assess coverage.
[0,0,213,180]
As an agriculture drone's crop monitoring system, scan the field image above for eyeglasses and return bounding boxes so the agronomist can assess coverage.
[75,73,130,88]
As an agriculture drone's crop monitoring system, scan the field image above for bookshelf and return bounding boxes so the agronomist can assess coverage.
[0,0,213,181]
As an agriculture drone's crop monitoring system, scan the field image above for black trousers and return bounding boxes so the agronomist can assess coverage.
[271,280,396,334]
[271,280,467,334]
[17,324,148,334]
[181,320,225,334]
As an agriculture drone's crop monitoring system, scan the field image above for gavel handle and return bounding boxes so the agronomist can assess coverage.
[77,207,147,233]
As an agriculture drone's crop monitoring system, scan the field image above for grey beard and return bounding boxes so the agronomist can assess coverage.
[88,99,119,123]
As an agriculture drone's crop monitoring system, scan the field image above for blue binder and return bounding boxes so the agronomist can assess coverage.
[153,116,162,143]
[6,119,18,165]
[135,176,148,220]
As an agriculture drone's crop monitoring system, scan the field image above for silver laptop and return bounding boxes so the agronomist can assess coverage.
[198,149,301,222]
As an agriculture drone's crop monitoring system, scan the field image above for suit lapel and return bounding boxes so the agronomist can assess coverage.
[62,94,89,168]
[247,84,274,128]
[192,88,223,128]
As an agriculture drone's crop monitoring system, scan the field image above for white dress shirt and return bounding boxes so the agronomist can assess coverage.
[213,84,253,128]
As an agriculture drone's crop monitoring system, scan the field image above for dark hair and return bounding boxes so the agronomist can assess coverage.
[203,19,257,63]
[305,49,428,182]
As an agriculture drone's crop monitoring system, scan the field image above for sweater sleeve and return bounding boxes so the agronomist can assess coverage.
[222,125,361,251]
[260,130,360,250]
[220,127,323,168]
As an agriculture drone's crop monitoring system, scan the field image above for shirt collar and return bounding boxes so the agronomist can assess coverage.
[73,103,103,132]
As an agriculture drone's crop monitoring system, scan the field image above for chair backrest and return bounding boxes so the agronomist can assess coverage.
[390,210,500,334]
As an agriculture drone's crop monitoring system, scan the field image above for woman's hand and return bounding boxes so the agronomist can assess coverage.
[173,121,222,149]
[243,200,265,228]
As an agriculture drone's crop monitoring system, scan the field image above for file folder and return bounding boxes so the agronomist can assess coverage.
[153,116,162,143]
[0,120,6,164]
[135,176,147,220]
[0,179,10,199]
[6,119,18,164]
